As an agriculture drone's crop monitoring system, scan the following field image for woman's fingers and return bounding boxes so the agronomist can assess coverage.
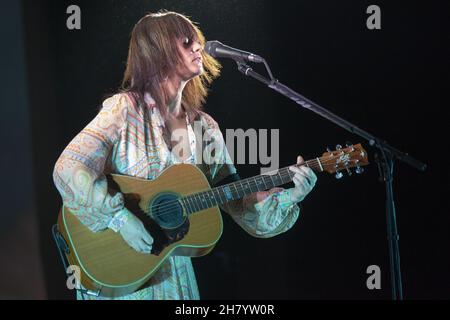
[290,166,317,187]
[291,167,310,186]
[287,155,318,203]
[138,239,152,253]
[130,241,143,253]
[293,175,308,191]
[255,190,270,203]
[142,230,154,246]
[300,166,317,185]
[140,229,153,254]
[269,187,284,194]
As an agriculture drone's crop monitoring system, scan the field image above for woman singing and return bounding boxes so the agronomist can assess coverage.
[53,10,317,300]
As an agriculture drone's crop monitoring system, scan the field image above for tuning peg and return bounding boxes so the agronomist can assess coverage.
[346,167,352,176]
[355,165,364,174]
[336,144,342,150]
[326,146,332,152]
[335,170,344,179]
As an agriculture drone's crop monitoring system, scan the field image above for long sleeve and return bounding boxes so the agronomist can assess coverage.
[236,189,300,238]
[53,94,129,232]
[199,112,300,238]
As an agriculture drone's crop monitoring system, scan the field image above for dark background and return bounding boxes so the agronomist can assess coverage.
[0,0,448,299]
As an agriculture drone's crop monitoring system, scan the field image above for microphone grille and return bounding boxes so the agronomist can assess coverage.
[204,40,221,57]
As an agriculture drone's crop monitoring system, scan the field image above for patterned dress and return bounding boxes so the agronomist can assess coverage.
[53,92,300,300]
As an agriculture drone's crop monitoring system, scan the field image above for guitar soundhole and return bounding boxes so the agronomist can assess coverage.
[150,193,186,230]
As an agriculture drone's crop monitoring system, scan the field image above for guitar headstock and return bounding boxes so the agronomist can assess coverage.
[320,143,369,178]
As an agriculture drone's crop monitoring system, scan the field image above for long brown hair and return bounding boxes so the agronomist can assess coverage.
[121,10,221,119]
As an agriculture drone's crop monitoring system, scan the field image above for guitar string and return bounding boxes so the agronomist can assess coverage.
[142,154,361,217]
[144,152,364,216]
[136,153,363,218]
[140,158,323,215]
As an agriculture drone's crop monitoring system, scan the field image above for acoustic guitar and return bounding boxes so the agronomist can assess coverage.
[56,143,369,297]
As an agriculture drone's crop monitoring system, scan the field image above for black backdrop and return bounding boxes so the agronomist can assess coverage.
[16,0,449,299]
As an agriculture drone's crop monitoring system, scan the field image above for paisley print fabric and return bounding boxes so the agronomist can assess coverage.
[53,92,300,299]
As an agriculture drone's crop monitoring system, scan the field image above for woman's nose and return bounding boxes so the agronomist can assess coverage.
[192,41,203,53]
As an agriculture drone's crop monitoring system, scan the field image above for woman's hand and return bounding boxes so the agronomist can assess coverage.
[119,212,154,254]
[288,155,317,203]
[240,155,317,214]
[242,187,283,214]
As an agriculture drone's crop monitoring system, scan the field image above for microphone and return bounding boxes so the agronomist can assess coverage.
[204,40,264,63]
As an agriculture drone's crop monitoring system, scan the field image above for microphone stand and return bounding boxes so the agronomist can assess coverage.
[235,60,427,300]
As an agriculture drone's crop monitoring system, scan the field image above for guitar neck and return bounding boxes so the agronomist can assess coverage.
[180,158,324,214]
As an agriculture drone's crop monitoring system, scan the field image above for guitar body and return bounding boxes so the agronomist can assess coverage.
[56,143,369,298]
[57,163,223,298]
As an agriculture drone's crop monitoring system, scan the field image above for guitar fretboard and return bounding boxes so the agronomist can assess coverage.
[180,158,324,214]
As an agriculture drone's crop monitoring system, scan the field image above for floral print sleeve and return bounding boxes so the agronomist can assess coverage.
[240,189,300,238]
[53,94,129,232]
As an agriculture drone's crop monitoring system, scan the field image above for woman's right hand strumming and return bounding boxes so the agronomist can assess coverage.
[119,212,154,254]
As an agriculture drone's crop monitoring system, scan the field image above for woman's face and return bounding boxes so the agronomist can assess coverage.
[175,36,204,81]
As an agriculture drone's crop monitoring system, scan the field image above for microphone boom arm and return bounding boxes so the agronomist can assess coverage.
[235,59,427,300]
[235,60,426,171]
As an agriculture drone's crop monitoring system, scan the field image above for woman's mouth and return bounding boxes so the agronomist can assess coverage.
[193,56,202,65]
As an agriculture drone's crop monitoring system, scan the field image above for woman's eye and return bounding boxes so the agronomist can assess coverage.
[183,37,192,47]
